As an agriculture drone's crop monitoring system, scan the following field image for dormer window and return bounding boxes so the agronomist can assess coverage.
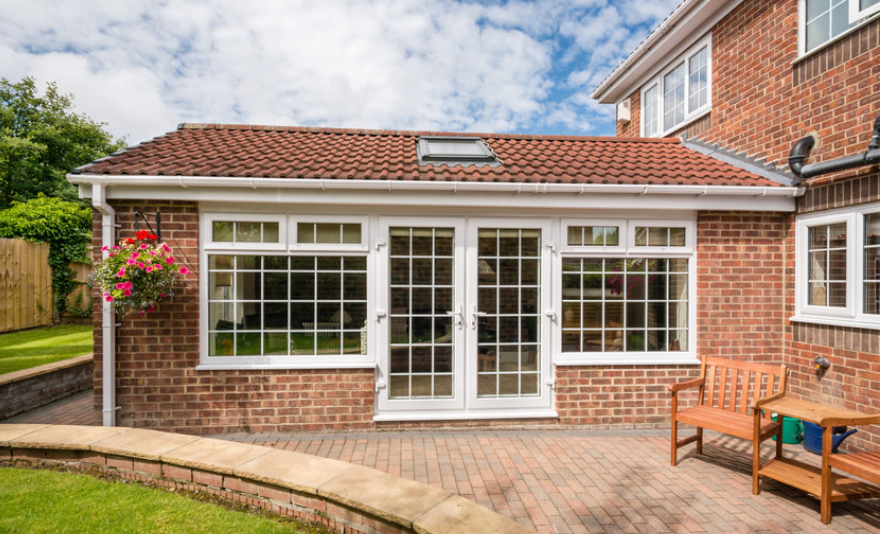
[417,137,499,166]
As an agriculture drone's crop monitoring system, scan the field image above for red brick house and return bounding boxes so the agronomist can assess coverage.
[593,0,880,448]
[69,126,799,434]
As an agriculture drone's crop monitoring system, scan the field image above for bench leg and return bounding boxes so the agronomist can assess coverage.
[696,427,703,456]
[671,418,678,466]
[752,436,761,495]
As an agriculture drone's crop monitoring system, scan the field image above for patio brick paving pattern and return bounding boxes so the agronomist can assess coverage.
[5,391,880,533]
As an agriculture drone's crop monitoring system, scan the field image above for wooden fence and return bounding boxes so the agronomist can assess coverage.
[64,261,92,321]
[0,238,53,333]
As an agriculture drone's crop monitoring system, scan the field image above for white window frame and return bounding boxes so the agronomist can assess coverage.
[799,0,880,56]
[793,203,880,330]
[556,218,698,366]
[851,0,880,21]
[290,215,369,252]
[640,37,712,138]
[198,212,375,370]
[204,213,286,251]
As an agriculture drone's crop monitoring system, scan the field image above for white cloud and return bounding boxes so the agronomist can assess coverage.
[0,0,681,140]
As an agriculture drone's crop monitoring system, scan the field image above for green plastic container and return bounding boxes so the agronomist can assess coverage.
[772,414,803,444]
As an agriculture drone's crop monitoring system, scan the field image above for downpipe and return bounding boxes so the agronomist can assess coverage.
[789,116,880,179]
[92,184,118,427]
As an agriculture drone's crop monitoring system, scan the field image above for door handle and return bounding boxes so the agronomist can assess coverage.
[446,305,463,329]
[470,304,486,331]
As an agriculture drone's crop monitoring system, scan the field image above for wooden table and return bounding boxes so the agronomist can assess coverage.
[753,395,880,523]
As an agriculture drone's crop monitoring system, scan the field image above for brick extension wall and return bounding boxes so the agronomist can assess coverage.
[92,201,373,434]
[91,203,792,432]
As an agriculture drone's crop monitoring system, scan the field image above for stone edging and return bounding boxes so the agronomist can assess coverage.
[0,355,93,420]
[0,424,538,534]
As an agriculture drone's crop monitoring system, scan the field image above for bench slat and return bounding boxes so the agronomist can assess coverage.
[829,451,880,486]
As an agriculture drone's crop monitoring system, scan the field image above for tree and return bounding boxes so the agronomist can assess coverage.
[0,196,92,316]
[0,77,126,209]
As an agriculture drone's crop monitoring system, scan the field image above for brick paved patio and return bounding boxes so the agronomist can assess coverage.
[5,390,880,533]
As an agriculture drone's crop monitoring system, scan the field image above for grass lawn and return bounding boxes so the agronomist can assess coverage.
[0,467,326,534]
[0,324,93,375]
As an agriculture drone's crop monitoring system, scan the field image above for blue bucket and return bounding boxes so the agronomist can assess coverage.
[802,421,857,454]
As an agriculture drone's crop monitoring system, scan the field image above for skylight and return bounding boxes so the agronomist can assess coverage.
[417,136,499,166]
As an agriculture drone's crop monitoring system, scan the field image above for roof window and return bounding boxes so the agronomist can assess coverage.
[417,137,499,166]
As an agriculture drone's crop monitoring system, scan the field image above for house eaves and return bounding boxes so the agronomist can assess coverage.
[68,173,803,213]
[591,0,743,104]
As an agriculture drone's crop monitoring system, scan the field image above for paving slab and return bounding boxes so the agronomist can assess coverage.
[90,428,201,461]
[234,448,352,494]
[8,424,126,449]
[0,424,47,445]
[415,495,538,534]
[319,463,453,527]
[161,436,272,474]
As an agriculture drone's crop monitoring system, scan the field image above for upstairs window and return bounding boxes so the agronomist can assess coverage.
[801,0,880,54]
[641,38,711,137]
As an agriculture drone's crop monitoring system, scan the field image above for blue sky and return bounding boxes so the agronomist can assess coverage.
[0,0,680,144]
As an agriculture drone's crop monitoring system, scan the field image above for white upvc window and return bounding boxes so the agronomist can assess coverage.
[800,0,880,55]
[794,203,880,329]
[557,219,696,365]
[199,212,374,369]
[641,38,712,138]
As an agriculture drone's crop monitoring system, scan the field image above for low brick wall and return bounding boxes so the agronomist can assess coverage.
[0,355,93,420]
[0,424,537,534]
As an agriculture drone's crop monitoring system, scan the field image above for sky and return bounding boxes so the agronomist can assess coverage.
[0,0,680,146]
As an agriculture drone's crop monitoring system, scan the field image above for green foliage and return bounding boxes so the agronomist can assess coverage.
[0,324,92,375]
[0,467,319,534]
[0,196,92,314]
[0,77,126,209]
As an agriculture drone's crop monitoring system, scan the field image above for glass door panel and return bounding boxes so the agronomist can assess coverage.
[475,228,542,398]
[388,227,457,399]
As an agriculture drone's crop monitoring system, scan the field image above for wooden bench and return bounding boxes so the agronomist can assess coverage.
[821,414,880,523]
[669,356,787,476]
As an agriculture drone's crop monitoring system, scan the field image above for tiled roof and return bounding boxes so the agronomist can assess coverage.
[74,123,784,187]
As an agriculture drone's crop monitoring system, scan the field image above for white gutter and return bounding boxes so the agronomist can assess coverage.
[92,183,117,427]
[68,174,804,199]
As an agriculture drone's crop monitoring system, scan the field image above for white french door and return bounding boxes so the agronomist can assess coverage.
[375,217,553,419]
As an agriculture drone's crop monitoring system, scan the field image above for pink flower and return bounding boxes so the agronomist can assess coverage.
[115,282,125,290]
[179,266,189,275]
[139,310,146,316]
[112,246,120,250]
[108,253,115,258]
[104,293,113,302]
[166,257,175,265]
[124,289,132,297]
[137,262,145,269]
[159,293,166,299]
[148,304,156,313]
[163,244,170,252]
[139,244,148,250]
[146,266,153,273]
[151,251,158,256]
[131,252,139,259]
[154,264,163,271]
[101,246,109,251]
[116,268,126,278]
[127,258,136,265]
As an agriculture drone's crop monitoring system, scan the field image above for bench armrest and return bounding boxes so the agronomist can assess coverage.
[820,413,880,427]
[668,377,704,393]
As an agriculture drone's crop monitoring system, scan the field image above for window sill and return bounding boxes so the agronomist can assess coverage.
[656,108,711,139]
[793,14,880,65]
[197,360,377,371]
[373,408,558,422]
[554,354,700,367]
[790,315,880,332]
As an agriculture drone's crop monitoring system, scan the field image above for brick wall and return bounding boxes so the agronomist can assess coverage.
[92,200,374,434]
[616,0,880,172]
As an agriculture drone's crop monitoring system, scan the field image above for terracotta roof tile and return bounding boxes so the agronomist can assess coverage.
[73,123,784,187]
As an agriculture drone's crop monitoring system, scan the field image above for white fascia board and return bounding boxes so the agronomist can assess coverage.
[592,0,742,104]
[69,174,801,212]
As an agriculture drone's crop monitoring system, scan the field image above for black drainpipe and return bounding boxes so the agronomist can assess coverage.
[789,115,880,180]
